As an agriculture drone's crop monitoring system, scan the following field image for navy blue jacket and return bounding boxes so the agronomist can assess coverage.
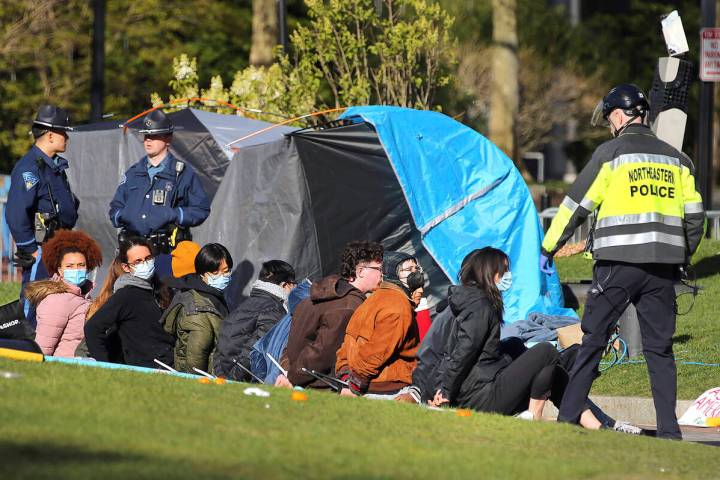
[108,153,210,236]
[5,145,79,253]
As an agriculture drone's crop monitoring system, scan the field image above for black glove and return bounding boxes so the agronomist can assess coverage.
[13,251,36,269]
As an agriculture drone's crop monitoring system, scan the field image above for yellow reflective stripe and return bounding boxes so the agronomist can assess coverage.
[542,203,574,252]
[583,162,610,208]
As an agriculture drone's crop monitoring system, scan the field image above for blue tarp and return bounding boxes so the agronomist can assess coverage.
[340,106,577,323]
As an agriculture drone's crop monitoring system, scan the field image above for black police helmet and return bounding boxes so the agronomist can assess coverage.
[138,109,174,135]
[32,104,73,131]
[591,84,649,127]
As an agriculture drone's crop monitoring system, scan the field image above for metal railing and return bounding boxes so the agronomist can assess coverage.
[0,197,18,283]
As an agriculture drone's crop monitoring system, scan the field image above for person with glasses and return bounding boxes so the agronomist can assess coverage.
[162,243,233,373]
[213,260,296,381]
[84,236,175,368]
[277,241,384,389]
[336,251,425,399]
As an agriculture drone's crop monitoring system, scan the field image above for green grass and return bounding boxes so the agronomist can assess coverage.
[0,281,20,305]
[556,240,720,400]
[0,358,716,480]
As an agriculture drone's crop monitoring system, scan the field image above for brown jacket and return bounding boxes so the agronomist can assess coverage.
[336,282,419,394]
[283,275,365,387]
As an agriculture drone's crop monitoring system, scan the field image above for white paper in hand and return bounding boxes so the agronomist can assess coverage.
[661,10,689,56]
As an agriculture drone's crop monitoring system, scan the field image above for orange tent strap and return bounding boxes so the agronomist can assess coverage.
[225,107,348,147]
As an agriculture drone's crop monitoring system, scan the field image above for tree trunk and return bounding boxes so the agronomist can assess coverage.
[250,0,278,67]
[490,0,519,164]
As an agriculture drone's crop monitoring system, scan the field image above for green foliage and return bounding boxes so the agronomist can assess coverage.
[0,0,254,173]
[1,358,718,479]
[155,0,458,120]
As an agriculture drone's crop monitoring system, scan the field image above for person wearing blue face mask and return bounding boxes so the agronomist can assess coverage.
[24,230,102,357]
[162,243,233,373]
[426,248,592,423]
[85,236,175,368]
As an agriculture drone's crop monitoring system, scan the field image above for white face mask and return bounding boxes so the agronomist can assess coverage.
[132,259,155,280]
[496,271,512,292]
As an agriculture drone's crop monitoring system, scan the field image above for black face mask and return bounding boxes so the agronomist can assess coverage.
[406,271,425,292]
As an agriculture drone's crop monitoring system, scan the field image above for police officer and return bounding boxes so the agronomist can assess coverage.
[109,109,210,277]
[6,105,79,326]
[540,84,705,439]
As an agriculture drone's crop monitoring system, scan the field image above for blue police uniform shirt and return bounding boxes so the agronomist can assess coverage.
[108,152,210,237]
[5,145,79,253]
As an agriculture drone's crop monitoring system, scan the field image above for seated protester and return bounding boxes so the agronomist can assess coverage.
[170,240,201,279]
[84,236,175,368]
[336,251,424,399]
[162,243,232,373]
[25,230,102,357]
[279,241,384,389]
[213,260,296,380]
[75,259,125,360]
[420,247,633,429]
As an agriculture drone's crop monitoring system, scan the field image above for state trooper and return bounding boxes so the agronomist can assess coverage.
[5,105,79,326]
[109,109,210,277]
[540,84,705,439]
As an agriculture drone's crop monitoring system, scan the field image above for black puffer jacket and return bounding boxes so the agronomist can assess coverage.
[213,281,287,380]
[435,286,512,406]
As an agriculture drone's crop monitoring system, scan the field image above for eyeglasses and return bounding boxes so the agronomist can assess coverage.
[359,265,383,273]
[126,255,153,267]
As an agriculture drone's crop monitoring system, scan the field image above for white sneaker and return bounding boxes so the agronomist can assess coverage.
[613,421,643,435]
[515,410,535,421]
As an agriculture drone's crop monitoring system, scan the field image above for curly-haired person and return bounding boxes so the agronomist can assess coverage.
[24,230,102,357]
[277,241,384,389]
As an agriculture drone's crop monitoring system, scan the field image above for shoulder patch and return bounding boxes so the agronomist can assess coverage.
[118,173,126,186]
[22,171,39,190]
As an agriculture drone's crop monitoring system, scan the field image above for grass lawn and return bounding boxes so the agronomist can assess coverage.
[556,240,720,400]
[0,357,717,480]
[0,281,20,305]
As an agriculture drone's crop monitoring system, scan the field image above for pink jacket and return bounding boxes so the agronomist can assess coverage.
[26,275,92,357]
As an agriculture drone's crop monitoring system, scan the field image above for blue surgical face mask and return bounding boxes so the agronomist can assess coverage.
[496,271,512,292]
[206,273,231,291]
[63,268,87,286]
[132,259,155,281]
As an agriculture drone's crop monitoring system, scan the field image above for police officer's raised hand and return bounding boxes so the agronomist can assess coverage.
[540,253,554,275]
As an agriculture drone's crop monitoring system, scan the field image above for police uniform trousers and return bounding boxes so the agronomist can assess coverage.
[557,261,682,439]
[19,245,49,329]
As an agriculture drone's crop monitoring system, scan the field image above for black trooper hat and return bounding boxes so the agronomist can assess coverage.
[32,104,74,131]
[138,109,174,135]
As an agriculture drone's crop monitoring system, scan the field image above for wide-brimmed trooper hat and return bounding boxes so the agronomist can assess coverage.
[138,109,174,135]
[33,104,74,131]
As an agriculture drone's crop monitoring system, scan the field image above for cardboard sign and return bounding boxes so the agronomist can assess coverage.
[678,387,720,427]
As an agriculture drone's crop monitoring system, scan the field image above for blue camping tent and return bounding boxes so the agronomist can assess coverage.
[339,107,575,322]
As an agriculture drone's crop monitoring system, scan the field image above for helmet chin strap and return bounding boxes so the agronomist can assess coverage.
[611,115,641,137]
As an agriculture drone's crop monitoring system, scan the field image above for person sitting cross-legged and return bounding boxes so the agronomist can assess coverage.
[335,251,424,399]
